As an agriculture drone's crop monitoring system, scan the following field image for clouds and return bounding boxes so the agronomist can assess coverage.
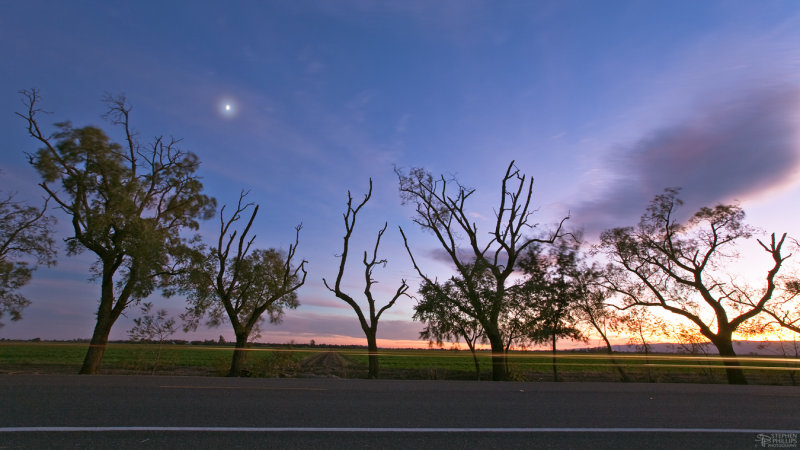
[574,85,800,235]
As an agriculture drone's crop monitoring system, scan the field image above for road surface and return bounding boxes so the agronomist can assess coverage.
[1,375,798,448]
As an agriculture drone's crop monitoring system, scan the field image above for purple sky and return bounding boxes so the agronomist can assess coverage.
[1,1,799,346]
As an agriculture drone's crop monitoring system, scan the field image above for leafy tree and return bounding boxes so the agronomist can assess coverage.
[517,240,584,381]
[323,180,409,379]
[19,89,216,374]
[570,268,631,382]
[128,302,177,343]
[498,279,541,354]
[0,191,56,327]
[127,302,177,374]
[178,191,306,377]
[522,237,631,381]
[397,161,567,381]
[414,268,488,380]
[598,188,790,384]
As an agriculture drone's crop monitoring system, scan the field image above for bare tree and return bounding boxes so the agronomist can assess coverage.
[397,161,567,381]
[177,191,307,377]
[323,180,409,379]
[0,191,56,327]
[776,333,800,386]
[666,323,717,383]
[599,188,791,384]
[619,306,665,382]
[19,89,216,374]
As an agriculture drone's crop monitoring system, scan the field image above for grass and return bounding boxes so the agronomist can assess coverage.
[0,342,307,376]
[1,341,798,384]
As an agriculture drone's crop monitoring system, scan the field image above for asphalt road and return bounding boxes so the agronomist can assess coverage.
[1,375,798,449]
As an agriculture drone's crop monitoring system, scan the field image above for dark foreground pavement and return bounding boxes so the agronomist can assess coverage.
[1,375,798,449]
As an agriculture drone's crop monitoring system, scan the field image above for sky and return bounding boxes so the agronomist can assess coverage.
[1,1,799,348]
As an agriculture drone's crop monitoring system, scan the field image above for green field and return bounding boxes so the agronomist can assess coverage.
[1,341,798,384]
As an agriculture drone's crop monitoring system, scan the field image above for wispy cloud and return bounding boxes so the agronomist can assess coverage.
[297,46,327,75]
[297,295,351,310]
[310,0,490,44]
[574,85,800,235]
[468,211,488,221]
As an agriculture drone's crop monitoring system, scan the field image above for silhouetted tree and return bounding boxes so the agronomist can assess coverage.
[177,191,306,377]
[0,191,56,327]
[323,180,409,379]
[397,161,567,381]
[599,188,790,384]
[19,89,216,374]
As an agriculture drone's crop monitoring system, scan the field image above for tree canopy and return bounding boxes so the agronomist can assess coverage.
[0,191,56,327]
[413,263,491,379]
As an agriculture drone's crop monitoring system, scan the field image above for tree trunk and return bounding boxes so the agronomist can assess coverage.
[366,332,379,379]
[466,341,480,380]
[152,341,164,375]
[551,331,559,382]
[638,323,653,383]
[485,328,508,381]
[79,312,115,374]
[598,328,630,382]
[786,340,798,386]
[79,280,122,375]
[713,338,747,385]
[228,333,250,377]
[80,262,131,374]
[605,349,630,383]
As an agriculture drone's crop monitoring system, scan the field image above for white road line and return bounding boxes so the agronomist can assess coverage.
[159,386,327,391]
[1,427,799,434]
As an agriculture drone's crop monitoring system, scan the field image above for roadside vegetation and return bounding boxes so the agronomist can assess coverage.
[2,341,798,385]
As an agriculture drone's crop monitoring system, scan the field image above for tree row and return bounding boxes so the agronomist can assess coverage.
[3,90,798,384]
